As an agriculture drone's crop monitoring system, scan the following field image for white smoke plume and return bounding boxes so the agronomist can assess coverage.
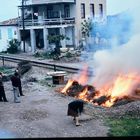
[93,34,140,88]
[92,7,140,91]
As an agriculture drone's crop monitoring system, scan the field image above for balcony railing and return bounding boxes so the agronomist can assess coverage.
[31,0,75,5]
[25,0,75,5]
[18,17,75,27]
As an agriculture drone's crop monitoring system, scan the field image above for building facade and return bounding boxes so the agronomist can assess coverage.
[18,0,106,53]
[0,18,19,52]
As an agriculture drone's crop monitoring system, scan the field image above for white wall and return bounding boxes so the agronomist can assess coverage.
[0,26,18,52]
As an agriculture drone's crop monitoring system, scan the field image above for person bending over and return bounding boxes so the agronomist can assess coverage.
[67,99,85,126]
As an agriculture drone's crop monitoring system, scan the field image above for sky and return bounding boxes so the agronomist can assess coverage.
[0,0,140,22]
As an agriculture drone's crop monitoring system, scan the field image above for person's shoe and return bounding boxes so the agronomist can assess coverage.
[21,94,25,96]
[14,101,21,103]
[76,124,81,127]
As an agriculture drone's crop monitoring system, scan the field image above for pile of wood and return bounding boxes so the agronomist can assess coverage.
[66,81,84,97]
[60,80,139,107]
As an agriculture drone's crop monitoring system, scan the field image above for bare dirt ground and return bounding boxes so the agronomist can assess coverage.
[0,66,110,138]
[0,53,140,138]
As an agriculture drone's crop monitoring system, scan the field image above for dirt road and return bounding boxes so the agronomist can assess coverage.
[0,67,109,138]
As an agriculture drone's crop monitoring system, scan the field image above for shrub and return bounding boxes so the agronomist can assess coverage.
[17,60,32,75]
[33,51,42,58]
[7,39,21,54]
[65,52,73,58]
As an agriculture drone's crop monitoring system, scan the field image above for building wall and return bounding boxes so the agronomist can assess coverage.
[0,26,18,52]
[74,0,106,47]
[19,0,106,51]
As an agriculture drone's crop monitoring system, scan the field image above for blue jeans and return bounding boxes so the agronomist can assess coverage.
[13,87,20,103]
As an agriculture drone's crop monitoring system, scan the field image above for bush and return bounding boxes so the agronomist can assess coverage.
[42,50,60,60]
[65,52,73,58]
[17,60,32,75]
[7,39,21,54]
[33,51,43,58]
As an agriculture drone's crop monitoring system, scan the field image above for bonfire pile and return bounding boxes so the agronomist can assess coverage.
[59,80,138,108]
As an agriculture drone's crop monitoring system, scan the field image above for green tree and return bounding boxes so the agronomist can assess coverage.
[47,34,70,60]
[47,34,69,47]
[81,18,92,38]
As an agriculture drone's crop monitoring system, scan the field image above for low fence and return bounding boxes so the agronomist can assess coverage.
[0,55,79,73]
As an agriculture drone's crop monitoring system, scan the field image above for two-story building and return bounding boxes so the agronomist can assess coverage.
[18,0,106,53]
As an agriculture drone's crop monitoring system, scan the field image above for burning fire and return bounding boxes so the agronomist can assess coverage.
[60,68,140,107]
[61,79,74,94]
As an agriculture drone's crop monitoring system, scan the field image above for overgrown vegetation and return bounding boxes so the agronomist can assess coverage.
[106,116,140,136]
[34,51,59,60]
[7,39,21,54]
[34,50,74,60]
[17,60,32,75]
[0,66,14,74]
[0,66,15,81]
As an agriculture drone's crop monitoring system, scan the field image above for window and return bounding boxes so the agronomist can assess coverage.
[47,5,53,18]
[0,29,2,39]
[90,4,95,18]
[64,4,70,18]
[99,4,103,17]
[8,28,13,39]
[81,3,85,19]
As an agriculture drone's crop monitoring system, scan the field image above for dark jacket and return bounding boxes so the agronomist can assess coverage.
[11,75,20,87]
[67,100,84,117]
[0,76,3,87]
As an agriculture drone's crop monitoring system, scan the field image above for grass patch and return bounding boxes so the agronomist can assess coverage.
[0,66,14,74]
[106,116,140,136]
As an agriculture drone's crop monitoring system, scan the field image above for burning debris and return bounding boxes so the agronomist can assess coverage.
[59,80,113,107]
[58,73,140,108]
[66,81,83,97]
[92,95,111,106]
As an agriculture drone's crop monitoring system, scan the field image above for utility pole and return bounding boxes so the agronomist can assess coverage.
[22,0,25,52]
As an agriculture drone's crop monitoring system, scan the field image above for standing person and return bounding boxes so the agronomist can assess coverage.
[67,100,85,126]
[10,71,21,103]
[15,69,24,96]
[0,72,8,102]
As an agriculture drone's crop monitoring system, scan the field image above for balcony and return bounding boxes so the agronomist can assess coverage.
[18,17,75,27]
[26,0,75,5]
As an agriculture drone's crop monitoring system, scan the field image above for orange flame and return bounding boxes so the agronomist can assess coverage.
[100,73,139,107]
[60,70,140,107]
[61,79,74,94]
[74,64,89,85]
[77,87,89,101]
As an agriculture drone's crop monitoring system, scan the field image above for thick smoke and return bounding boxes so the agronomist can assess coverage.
[92,7,140,90]
[93,34,140,88]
